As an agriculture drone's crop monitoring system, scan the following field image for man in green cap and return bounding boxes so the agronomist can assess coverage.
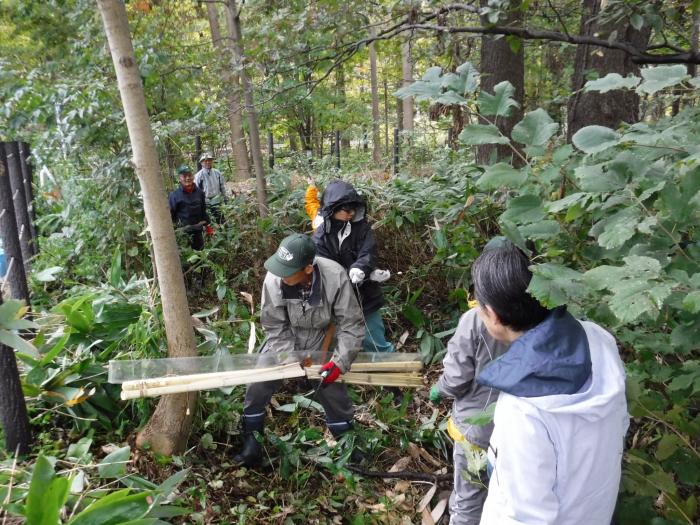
[233,233,365,467]
[168,165,211,250]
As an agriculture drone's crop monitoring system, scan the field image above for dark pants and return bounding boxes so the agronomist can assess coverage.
[208,204,224,225]
[188,230,204,250]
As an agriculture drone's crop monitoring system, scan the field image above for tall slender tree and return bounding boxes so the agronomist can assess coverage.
[206,1,250,182]
[97,0,198,455]
[0,153,29,303]
[3,142,34,262]
[224,0,268,217]
[18,142,37,245]
[401,38,414,133]
[369,28,382,163]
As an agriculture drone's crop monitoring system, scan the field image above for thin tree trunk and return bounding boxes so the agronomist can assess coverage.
[288,132,298,152]
[0,153,29,303]
[97,0,197,456]
[477,0,524,165]
[18,142,37,246]
[3,142,34,263]
[401,38,414,133]
[224,0,268,217]
[383,78,390,155]
[369,29,382,163]
[0,296,32,456]
[206,1,250,182]
[396,91,404,132]
[567,0,651,140]
[336,65,351,149]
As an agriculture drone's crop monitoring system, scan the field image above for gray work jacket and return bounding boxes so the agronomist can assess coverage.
[437,308,510,448]
[260,256,364,373]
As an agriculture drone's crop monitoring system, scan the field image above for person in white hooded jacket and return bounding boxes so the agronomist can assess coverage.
[471,241,629,525]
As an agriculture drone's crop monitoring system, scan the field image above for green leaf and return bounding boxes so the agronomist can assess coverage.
[546,193,590,214]
[394,67,443,101]
[463,403,496,426]
[25,455,70,525]
[528,263,586,307]
[458,124,510,146]
[584,73,640,93]
[636,65,691,95]
[591,207,642,249]
[477,163,527,190]
[109,249,122,288]
[682,291,700,313]
[574,164,627,192]
[572,126,621,154]
[67,492,150,525]
[519,220,561,239]
[401,304,424,328]
[192,307,219,318]
[34,266,63,282]
[0,329,39,358]
[98,446,131,479]
[630,13,644,30]
[655,434,681,461]
[502,194,545,223]
[478,81,519,117]
[511,109,559,147]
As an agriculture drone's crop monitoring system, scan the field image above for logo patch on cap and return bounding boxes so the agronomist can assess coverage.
[277,246,294,261]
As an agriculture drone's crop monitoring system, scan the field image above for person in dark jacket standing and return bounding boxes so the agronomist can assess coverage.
[313,180,394,353]
[168,165,211,250]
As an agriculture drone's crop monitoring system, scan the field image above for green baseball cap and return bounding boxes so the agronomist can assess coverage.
[177,165,193,176]
[264,233,316,278]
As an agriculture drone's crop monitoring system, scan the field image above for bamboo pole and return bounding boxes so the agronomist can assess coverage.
[305,369,424,388]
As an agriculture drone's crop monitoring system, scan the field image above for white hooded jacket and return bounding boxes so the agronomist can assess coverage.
[477,308,629,525]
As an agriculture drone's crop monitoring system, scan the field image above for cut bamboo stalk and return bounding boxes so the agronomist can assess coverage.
[120,362,305,400]
[305,361,422,374]
[306,369,424,388]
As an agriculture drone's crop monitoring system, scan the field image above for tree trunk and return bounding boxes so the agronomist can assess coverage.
[206,1,250,182]
[97,0,197,456]
[0,293,32,456]
[288,132,298,152]
[401,38,414,133]
[396,91,404,132]
[383,78,390,155]
[0,153,29,303]
[224,0,268,217]
[17,142,37,246]
[369,29,382,163]
[567,0,651,140]
[477,0,525,165]
[3,142,34,263]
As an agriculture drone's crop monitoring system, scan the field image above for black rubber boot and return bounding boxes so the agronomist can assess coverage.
[329,421,365,464]
[232,415,264,467]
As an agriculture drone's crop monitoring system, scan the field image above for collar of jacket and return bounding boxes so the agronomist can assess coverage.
[280,264,322,306]
[476,306,592,398]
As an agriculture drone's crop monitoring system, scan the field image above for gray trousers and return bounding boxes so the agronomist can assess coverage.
[243,379,354,426]
[449,442,487,525]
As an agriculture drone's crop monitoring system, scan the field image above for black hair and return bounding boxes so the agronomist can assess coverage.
[472,241,550,331]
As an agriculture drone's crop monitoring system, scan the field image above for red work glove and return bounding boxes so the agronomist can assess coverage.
[205,225,214,236]
[320,361,341,384]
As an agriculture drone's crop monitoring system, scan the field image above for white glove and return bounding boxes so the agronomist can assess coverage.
[369,269,391,282]
[349,268,365,284]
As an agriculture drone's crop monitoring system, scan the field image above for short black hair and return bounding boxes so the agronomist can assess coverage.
[472,241,550,331]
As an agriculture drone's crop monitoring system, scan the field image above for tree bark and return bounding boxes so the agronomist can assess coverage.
[97,0,197,456]
[336,65,351,149]
[18,142,37,247]
[401,38,414,133]
[0,293,32,456]
[224,0,268,217]
[3,142,34,263]
[477,0,524,165]
[0,153,30,303]
[369,29,382,163]
[567,0,651,140]
[206,1,250,182]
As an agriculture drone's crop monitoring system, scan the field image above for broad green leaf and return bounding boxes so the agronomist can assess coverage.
[463,403,496,426]
[478,81,519,117]
[98,446,131,479]
[528,263,586,307]
[682,291,700,313]
[477,163,527,190]
[574,164,627,192]
[591,207,642,249]
[192,307,219,318]
[66,437,93,464]
[572,126,621,154]
[458,124,510,146]
[608,281,673,323]
[552,144,574,164]
[155,469,190,499]
[394,67,443,101]
[499,220,530,254]
[0,329,39,358]
[630,13,644,30]
[292,394,323,412]
[546,193,590,214]
[655,434,681,461]
[511,109,559,147]
[39,332,71,366]
[0,299,37,330]
[401,304,424,328]
[584,73,640,93]
[636,65,691,95]
[519,220,561,239]
[109,249,122,288]
[502,194,545,223]
[34,266,63,282]
[436,91,466,105]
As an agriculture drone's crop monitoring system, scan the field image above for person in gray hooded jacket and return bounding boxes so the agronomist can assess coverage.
[233,233,365,468]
